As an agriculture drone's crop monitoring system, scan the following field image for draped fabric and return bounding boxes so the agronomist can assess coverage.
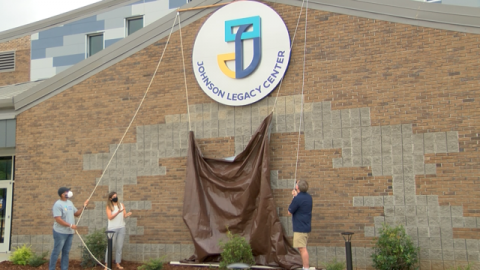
[183,113,302,269]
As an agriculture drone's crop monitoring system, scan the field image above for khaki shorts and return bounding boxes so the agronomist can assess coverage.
[293,232,309,248]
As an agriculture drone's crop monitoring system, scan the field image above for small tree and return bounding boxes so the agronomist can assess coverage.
[28,251,49,267]
[371,224,419,270]
[80,228,108,268]
[323,257,346,270]
[138,257,164,270]
[219,229,255,269]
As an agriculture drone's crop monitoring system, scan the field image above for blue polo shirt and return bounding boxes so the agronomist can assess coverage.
[288,192,312,233]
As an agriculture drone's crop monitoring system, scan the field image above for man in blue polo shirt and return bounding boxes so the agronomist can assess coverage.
[288,180,312,270]
[50,187,88,270]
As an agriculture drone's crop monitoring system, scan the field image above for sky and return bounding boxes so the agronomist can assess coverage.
[0,0,102,32]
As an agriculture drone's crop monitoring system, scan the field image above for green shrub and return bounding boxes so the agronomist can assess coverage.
[447,264,472,270]
[138,257,164,270]
[371,224,419,270]
[28,251,49,267]
[80,228,107,268]
[323,257,346,270]
[10,244,33,265]
[219,229,255,269]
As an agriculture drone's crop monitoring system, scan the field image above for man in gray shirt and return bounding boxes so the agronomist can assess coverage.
[49,187,88,270]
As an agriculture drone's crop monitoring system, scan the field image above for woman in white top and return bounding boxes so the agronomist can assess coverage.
[105,191,132,269]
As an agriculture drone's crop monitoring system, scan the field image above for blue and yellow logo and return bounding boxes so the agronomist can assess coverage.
[192,1,290,106]
[217,16,261,79]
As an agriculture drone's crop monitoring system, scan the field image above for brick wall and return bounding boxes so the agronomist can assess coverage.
[0,36,30,86]
[12,2,480,269]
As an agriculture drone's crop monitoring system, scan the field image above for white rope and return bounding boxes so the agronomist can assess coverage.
[271,0,307,112]
[293,0,309,186]
[76,12,179,224]
[73,13,180,267]
[178,12,192,131]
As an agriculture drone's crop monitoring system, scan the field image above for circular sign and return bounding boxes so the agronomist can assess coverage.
[192,1,291,106]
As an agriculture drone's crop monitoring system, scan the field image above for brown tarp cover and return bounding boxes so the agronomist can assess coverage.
[183,114,302,269]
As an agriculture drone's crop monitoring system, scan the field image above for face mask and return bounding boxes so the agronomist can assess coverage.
[66,191,73,198]
[112,197,118,203]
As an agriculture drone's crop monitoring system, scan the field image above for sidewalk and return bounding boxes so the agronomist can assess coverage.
[0,252,9,262]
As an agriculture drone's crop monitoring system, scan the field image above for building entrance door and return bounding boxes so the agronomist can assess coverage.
[0,181,13,252]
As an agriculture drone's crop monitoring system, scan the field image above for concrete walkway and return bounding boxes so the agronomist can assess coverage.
[0,252,9,262]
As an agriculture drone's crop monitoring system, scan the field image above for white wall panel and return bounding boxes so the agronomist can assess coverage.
[31,67,56,81]
[63,34,85,46]
[30,58,53,69]
[105,28,126,40]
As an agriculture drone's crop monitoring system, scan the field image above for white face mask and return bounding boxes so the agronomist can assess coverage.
[66,191,73,198]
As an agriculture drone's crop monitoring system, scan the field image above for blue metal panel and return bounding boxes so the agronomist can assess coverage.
[5,120,15,148]
[39,25,71,39]
[105,38,122,48]
[0,121,6,148]
[69,15,98,25]
[70,20,105,35]
[32,36,64,50]
[52,53,85,67]
[38,16,98,40]
[169,0,186,9]
[31,49,47,60]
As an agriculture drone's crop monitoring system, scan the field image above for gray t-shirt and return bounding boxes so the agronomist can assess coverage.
[52,199,77,234]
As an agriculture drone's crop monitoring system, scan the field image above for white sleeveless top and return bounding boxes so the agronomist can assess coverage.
[108,204,126,230]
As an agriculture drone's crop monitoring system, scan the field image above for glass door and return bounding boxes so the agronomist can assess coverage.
[0,156,14,252]
[0,181,12,252]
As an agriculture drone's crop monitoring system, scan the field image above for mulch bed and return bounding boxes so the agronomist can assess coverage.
[0,260,208,270]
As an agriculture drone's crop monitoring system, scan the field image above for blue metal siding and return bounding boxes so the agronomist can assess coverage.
[31,0,180,81]
[105,38,122,48]
[0,120,15,148]
[70,20,105,35]
[5,120,15,148]
[69,16,98,25]
[31,49,46,60]
[169,0,186,9]
[31,36,64,49]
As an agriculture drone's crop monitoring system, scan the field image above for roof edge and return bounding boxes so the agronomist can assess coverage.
[283,0,480,33]
[0,98,14,109]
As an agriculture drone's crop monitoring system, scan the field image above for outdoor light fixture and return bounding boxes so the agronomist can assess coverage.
[105,230,116,270]
[106,230,115,239]
[341,232,354,270]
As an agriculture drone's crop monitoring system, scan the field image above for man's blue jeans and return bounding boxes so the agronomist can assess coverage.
[49,229,73,270]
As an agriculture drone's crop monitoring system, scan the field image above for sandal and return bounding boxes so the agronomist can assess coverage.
[116,263,124,269]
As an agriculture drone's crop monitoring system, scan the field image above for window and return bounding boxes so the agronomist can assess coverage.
[127,16,144,36]
[0,51,15,72]
[0,157,13,180]
[87,34,104,57]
